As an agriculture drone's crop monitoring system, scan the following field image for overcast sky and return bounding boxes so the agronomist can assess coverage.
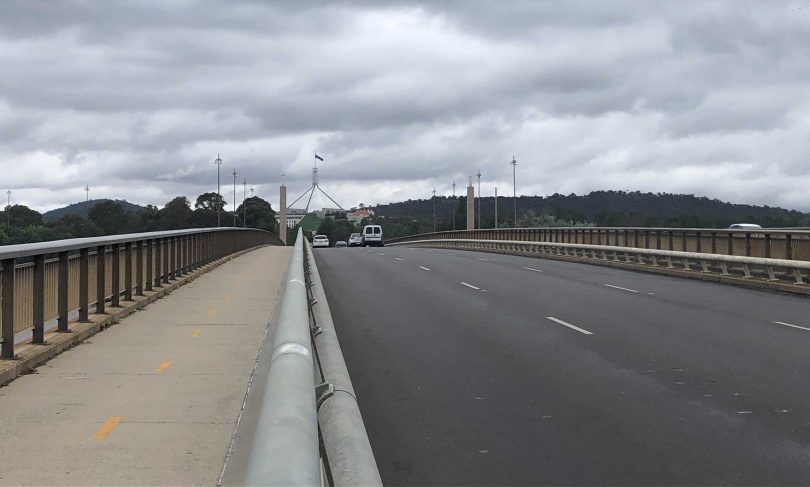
[2,0,810,213]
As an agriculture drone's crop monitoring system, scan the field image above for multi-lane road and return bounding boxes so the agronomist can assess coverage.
[315,246,810,485]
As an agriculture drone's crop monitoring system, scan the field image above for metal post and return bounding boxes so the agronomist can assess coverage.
[57,251,69,332]
[146,239,154,291]
[233,169,238,227]
[111,245,120,307]
[32,255,45,344]
[168,237,175,281]
[494,187,498,229]
[510,156,518,227]
[215,154,223,227]
[136,240,144,296]
[79,248,90,321]
[96,245,106,314]
[1,258,15,359]
[124,242,133,301]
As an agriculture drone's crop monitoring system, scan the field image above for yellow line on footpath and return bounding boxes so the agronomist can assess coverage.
[93,416,123,440]
[155,360,173,373]
[208,307,218,318]
[191,329,201,337]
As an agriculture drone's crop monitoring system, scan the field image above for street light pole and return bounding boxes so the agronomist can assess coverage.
[510,156,518,227]
[232,169,238,227]
[243,177,247,228]
[5,189,10,227]
[476,170,482,229]
[214,154,223,227]
[85,185,90,202]
[495,186,498,229]
[452,181,456,231]
[432,187,437,232]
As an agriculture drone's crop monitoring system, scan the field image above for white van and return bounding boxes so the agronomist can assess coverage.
[362,225,383,247]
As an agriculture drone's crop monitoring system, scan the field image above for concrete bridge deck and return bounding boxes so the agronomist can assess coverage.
[0,246,291,486]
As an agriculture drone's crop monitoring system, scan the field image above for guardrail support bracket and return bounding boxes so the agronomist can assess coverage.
[316,382,335,409]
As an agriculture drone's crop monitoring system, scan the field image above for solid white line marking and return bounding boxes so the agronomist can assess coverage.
[522,266,543,273]
[395,257,405,261]
[460,282,481,290]
[477,258,490,262]
[419,266,431,271]
[602,284,639,293]
[546,316,593,335]
[447,253,455,256]
[379,252,385,255]
[774,321,810,331]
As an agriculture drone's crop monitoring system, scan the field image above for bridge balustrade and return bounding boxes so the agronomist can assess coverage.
[387,227,810,262]
[0,228,280,359]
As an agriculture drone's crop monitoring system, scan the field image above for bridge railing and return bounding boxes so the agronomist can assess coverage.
[0,228,281,359]
[387,227,810,261]
[390,237,810,293]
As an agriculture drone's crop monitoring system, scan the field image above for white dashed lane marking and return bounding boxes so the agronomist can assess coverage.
[546,316,594,335]
[602,284,639,293]
[774,321,810,331]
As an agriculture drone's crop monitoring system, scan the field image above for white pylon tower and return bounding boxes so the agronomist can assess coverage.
[286,153,345,212]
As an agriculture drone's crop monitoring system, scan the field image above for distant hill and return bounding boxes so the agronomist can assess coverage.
[43,199,146,222]
[372,190,810,229]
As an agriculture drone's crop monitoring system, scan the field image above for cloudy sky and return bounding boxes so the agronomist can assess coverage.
[2,0,810,213]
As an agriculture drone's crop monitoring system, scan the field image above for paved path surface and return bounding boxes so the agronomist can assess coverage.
[316,246,810,486]
[0,245,291,486]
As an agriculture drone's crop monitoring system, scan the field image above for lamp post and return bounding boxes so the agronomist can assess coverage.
[243,177,247,227]
[495,186,498,229]
[432,187,437,232]
[84,185,90,202]
[232,169,238,227]
[510,156,518,227]
[214,154,223,226]
[476,169,482,229]
[452,181,456,231]
[5,189,10,227]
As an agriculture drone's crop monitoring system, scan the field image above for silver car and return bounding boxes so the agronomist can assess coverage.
[348,233,363,247]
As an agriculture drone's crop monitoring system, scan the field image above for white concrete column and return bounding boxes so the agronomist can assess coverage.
[279,184,287,244]
[466,184,475,230]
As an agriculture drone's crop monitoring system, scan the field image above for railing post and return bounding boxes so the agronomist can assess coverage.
[57,251,70,332]
[146,239,154,291]
[163,238,170,284]
[156,238,165,287]
[175,236,183,278]
[124,242,133,301]
[745,232,752,257]
[111,245,121,307]
[136,240,144,296]
[79,248,90,322]
[96,245,106,314]
[1,258,15,359]
[711,232,717,254]
[727,231,733,255]
[764,233,771,258]
[696,231,702,253]
[32,255,45,344]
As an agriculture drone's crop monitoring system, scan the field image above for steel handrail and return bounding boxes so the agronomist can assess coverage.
[245,228,319,486]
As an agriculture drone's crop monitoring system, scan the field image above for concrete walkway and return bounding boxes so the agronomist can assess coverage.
[0,246,291,486]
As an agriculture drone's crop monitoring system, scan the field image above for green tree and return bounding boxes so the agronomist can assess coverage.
[2,204,43,227]
[236,196,277,233]
[88,200,133,235]
[194,192,226,212]
[159,196,193,230]
[50,214,103,238]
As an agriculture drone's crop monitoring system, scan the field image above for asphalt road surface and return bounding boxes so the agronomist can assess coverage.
[315,246,810,486]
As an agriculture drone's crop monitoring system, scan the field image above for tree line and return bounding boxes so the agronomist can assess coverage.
[0,192,278,245]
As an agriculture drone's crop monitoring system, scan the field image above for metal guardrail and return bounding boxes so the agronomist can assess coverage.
[304,239,382,487]
[246,229,320,486]
[389,238,810,288]
[246,229,381,486]
[387,227,810,261]
[0,227,280,360]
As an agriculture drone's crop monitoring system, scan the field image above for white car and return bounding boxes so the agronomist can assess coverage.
[729,223,762,230]
[312,234,330,248]
[348,233,363,247]
[361,225,383,247]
